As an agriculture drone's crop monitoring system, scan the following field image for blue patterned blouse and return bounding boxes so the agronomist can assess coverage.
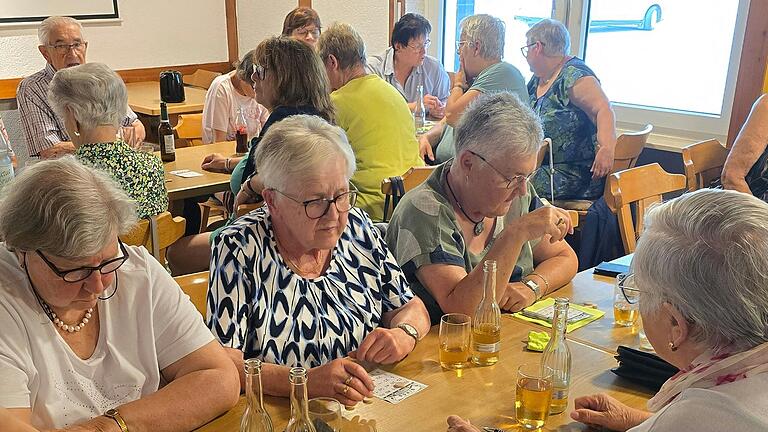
[528,57,605,201]
[207,207,413,367]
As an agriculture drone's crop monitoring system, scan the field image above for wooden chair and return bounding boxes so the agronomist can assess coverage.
[381,165,437,221]
[120,212,186,265]
[182,69,221,89]
[606,163,686,254]
[681,139,729,191]
[173,113,203,148]
[173,271,209,317]
[552,124,653,217]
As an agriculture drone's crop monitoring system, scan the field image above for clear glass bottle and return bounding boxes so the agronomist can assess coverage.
[285,367,317,432]
[240,359,273,432]
[471,260,501,366]
[541,297,572,414]
[414,84,426,129]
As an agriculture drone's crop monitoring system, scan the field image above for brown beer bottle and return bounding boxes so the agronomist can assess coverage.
[158,102,175,162]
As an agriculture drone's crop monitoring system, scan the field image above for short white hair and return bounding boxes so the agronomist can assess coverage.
[255,115,356,191]
[38,16,83,45]
[0,156,137,259]
[48,62,128,131]
[455,91,543,161]
[526,19,570,57]
[460,14,505,60]
[634,189,768,352]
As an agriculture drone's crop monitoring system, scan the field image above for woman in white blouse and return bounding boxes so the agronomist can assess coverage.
[207,115,430,407]
[0,157,239,431]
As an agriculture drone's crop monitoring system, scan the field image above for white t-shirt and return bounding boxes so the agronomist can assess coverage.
[0,244,214,429]
[202,72,269,144]
[629,372,768,432]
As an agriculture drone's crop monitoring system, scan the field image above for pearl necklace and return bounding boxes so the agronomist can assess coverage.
[41,302,93,333]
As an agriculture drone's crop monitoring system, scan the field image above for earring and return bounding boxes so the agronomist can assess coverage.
[668,341,677,352]
[73,129,81,137]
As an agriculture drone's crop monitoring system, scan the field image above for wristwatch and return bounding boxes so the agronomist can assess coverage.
[104,408,129,432]
[522,278,541,300]
[397,323,420,344]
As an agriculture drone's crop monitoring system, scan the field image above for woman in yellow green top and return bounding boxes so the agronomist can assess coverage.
[317,22,423,221]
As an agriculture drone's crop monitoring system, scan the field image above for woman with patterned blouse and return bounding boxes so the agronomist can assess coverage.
[523,19,617,201]
[48,63,167,219]
[207,115,430,406]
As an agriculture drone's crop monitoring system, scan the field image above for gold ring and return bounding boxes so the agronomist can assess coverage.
[556,217,564,226]
[344,375,353,385]
[342,385,349,395]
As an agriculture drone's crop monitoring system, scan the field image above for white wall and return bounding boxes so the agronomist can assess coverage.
[0,0,228,79]
[311,0,390,55]
[237,0,295,58]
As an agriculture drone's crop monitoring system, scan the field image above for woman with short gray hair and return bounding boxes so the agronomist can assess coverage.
[0,157,239,430]
[567,188,768,431]
[208,115,430,406]
[523,18,617,201]
[426,13,528,164]
[48,62,167,219]
[387,92,577,325]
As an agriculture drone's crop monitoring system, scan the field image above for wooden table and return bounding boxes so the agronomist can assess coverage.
[196,315,652,432]
[126,81,208,116]
[163,142,235,202]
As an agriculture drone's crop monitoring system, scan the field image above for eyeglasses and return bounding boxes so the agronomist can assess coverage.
[520,42,543,58]
[469,151,535,189]
[619,273,643,304]
[272,187,358,219]
[251,64,266,82]
[46,41,88,54]
[36,240,129,283]
[407,39,431,51]
[455,40,474,55]
[295,26,321,38]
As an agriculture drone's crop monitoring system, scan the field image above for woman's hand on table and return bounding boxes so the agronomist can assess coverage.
[571,393,651,431]
[498,282,537,312]
[446,415,481,432]
[308,358,374,406]
[349,327,416,364]
[201,153,230,173]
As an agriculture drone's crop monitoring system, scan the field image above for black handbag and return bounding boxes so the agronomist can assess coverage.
[382,176,405,222]
[745,147,768,199]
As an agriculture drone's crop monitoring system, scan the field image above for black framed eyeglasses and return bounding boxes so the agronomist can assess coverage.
[295,26,321,38]
[251,64,266,82]
[520,41,542,58]
[272,186,359,219]
[619,273,642,304]
[468,150,535,189]
[36,240,129,283]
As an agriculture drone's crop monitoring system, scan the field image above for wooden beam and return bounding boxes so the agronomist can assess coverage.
[728,0,768,146]
[298,0,312,7]
[225,0,239,65]
[0,78,22,100]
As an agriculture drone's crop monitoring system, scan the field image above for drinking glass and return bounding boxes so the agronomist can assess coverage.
[636,317,655,351]
[614,273,639,327]
[515,363,554,430]
[439,313,471,369]
[307,397,342,432]
[139,143,156,154]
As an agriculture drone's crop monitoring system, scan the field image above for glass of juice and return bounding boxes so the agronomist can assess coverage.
[515,363,554,430]
[439,313,471,369]
[614,273,639,327]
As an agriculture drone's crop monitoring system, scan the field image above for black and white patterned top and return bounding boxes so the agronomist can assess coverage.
[207,207,413,367]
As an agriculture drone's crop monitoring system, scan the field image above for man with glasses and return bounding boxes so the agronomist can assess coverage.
[16,16,144,159]
[367,13,450,118]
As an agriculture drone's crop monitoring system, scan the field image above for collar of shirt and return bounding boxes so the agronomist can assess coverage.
[44,63,57,80]
[382,47,423,78]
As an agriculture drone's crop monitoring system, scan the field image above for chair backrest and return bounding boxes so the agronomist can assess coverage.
[606,163,686,254]
[236,202,262,218]
[173,271,209,317]
[173,113,203,148]
[681,139,729,191]
[120,212,186,264]
[182,69,221,89]
[381,165,437,220]
[612,124,653,173]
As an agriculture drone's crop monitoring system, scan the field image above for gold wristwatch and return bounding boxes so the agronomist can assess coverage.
[104,408,129,432]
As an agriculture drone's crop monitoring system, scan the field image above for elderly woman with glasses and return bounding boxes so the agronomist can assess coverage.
[0,157,239,431]
[366,13,450,118]
[386,92,577,325]
[207,115,430,406]
[523,19,617,201]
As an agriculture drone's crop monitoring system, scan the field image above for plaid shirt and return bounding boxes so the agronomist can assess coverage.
[16,63,138,157]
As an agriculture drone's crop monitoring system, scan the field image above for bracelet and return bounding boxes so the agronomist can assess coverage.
[452,84,466,92]
[528,272,550,294]
[224,158,231,172]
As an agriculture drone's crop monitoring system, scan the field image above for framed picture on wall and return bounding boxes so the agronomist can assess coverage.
[0,0,119,24]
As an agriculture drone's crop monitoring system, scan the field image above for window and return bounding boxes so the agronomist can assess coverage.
[427,0,750,140]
